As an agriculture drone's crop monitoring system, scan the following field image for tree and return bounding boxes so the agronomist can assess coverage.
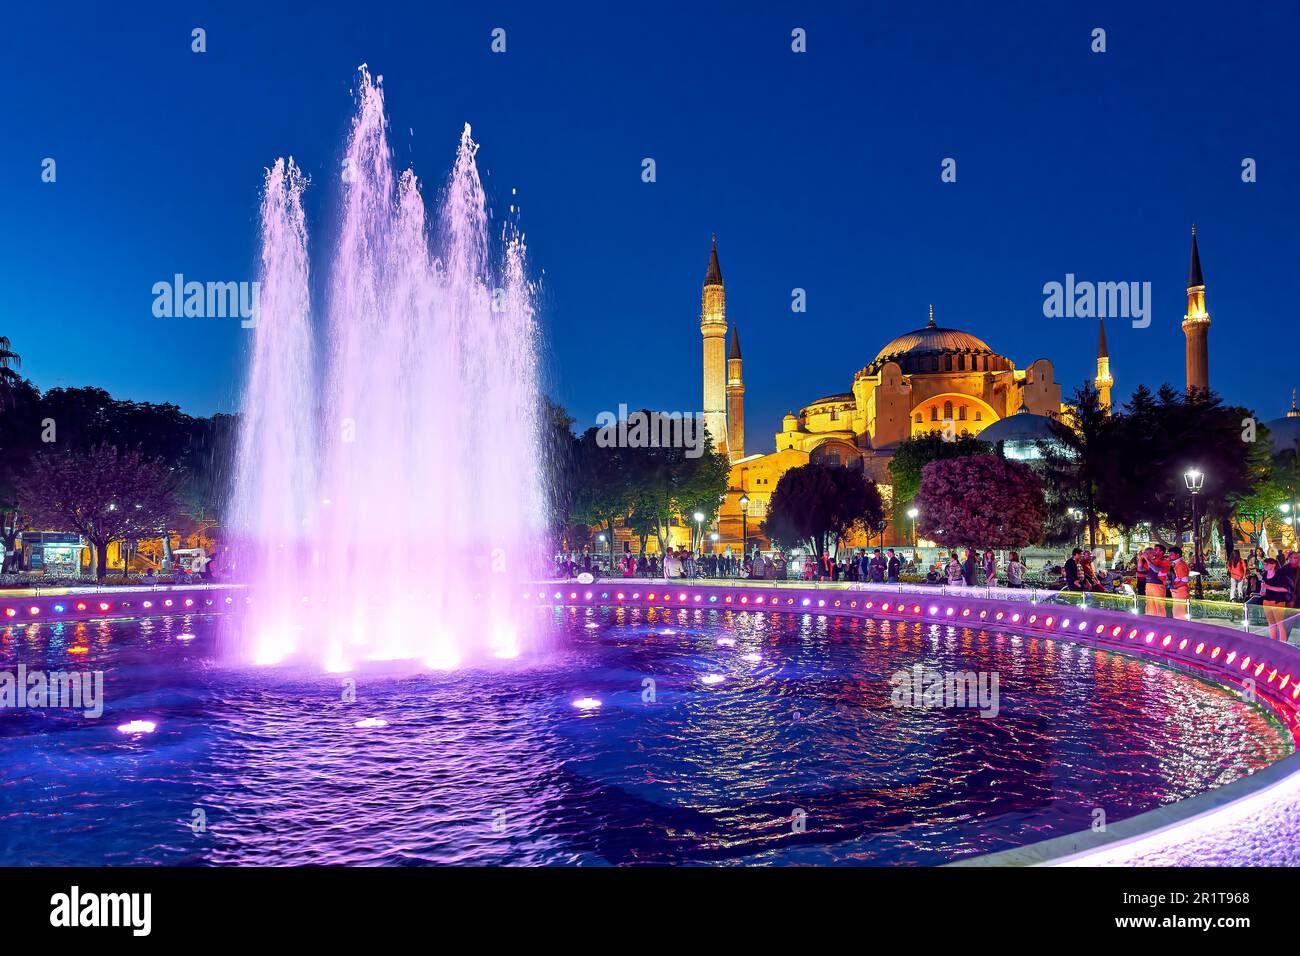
[887,433,992,531]
[915,455,1046,549]
[16,445,180,579]
[762,462,884,559]
[0,337,21,409]
[571,428,635,568]
[1042,382,1115,548]
[626,428,731,562]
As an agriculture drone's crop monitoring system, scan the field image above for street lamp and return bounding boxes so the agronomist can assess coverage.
[693,511,704,554]
[739,494,750,559]
[1184,467,1204,597]
[906,507,918,547]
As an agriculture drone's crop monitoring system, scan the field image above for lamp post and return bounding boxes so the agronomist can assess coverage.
[907,507,918,548]
[1184,467,1204,598]
[739,494,750,560]
[693,511,704,556]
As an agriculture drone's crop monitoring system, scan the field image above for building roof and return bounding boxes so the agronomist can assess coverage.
[1188,224,1204,288]
[1267,395,1300,454]
[804,392,854,407]
[1097,318,1109,359]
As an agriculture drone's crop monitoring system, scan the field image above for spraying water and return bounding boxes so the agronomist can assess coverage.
[229,67,544,670]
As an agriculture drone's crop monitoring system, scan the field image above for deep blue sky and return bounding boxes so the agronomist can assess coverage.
[4,1,1298,446]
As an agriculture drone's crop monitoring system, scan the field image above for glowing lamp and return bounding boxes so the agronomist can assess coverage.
[3,608,14,618]
[98,603,110,612]
[116,720,157,735]
[572,697,602,711]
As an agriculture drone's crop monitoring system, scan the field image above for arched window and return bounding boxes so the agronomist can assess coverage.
[974,410,982,421]
[930,406,939,421]
[958,406,967,421]
[944,355,952,371]
[914,413,922,424]
[943,400,953,420]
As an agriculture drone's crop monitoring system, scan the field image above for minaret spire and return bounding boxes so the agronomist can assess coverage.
[726,325,745,460]
[1182,224,1210,395]
[700,235,728,454]
[927,304,935,328]
[1289,389,1299,418]
[1094,317,1113,413]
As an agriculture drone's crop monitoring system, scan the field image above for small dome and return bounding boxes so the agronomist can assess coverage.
[1266,416,1300,456]
[979,406,1057,445]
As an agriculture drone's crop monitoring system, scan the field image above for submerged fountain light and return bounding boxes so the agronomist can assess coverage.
[353,717,389,729]
[741,652,762,663]
[572,696,602,711]
[701,674,725,685]
[116,720,157,735]
[177,632,196,642]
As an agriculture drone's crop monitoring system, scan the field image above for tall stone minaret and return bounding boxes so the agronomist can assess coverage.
[700,235,728,453]
[726,325,744,460]
[1182,224,1210,395]
[1094,317,1113,412]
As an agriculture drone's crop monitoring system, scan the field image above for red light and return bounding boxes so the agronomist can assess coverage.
[647,593,656,600]
[143,600,153,609]
[913,604,921,614]
[1178,638,1187,650]
[164,599,173,607]
[881,602,891,612]
[28,606,40,615]
[98,603,110,612]
[1161,635,1173,648]
[76,602,87,611]
[616,593,624,600]
[1255,662,1267,677]
[741,596,749,604]
[1011,613,1021,623]
[2,608,14,618]
[1111,625,1123,637]
[961,608,971,617]
[67,646,88,655]
[1281,675,1291,690]
[1128,628,1138,639]
[184,599,194,607]
[1095,624,1105,634]
[1028,614,1037,625]
[1241,656,1252,671]
[978,610,987,619]
[569,592,577,600]
[834,600,842,607]
[865,601,874,609]
[850,601,858,608]
[1268,669,1278,684]
[1210,646,1221,659]
[995,611,1005,621]
[724,596,732,603]
[787,597,794,605]
[1044,616,1055,628]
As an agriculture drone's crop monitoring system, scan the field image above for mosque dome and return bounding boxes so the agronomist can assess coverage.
[867,306,1009,375]
[1265,393,1300,455]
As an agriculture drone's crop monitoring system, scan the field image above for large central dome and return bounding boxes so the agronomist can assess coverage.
[873,325,994,364]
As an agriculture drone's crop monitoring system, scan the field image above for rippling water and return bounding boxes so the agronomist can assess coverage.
[0,607,1289,865]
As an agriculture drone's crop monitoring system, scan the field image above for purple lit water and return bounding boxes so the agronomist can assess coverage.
[228,67,543,671]
[0,610,1287,865]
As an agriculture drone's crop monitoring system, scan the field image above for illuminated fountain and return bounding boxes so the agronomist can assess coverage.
[228,67,544,670]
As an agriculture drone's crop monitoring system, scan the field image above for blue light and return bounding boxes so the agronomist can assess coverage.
[52,604,66,613]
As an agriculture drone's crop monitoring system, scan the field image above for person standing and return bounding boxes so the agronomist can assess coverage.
[1227,549,1246,602]
[1144,545,1170,617]
[946,552,964,586]
[886,549,900,584]
[1260,556,1292,641]
[1168,547,1192,620]
[1006,551,1025,588]
[983,549,997,587]
[961,548,976,586]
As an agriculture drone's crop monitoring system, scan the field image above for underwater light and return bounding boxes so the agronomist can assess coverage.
[741,652,761,663]
[701,673,725,685]
[354,717,388,729]
[116,720,157,735]
[178,633,196,642]
[572,697,602,711]
[717,637,736,646]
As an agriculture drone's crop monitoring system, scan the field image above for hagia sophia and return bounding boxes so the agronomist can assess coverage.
[703,227,1217,552]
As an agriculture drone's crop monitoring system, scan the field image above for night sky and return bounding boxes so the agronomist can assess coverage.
[4,1,1298,447]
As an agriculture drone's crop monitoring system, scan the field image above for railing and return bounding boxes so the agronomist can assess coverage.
[578,576,1300,641]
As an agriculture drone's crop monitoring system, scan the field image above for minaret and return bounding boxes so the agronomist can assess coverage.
[700,235,728,453]
[1182,224,1210,395]
[726,325,744,460]
[1094,318,1113,412]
